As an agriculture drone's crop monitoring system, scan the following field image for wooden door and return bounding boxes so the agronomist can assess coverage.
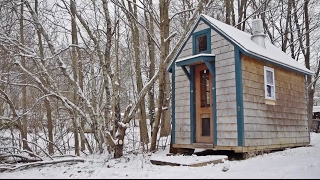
[195,64,213,143]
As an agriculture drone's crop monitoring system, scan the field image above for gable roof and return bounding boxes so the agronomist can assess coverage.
[168,14,314,76]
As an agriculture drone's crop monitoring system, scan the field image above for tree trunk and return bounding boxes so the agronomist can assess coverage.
[160,72,171,137]
[125,0,149,149]
[237,0,247,30]
[20,0,31,153]
[281,0,292,52]
[112,5,121,148]
[225,0,231,25]
[150,0,170,151]
[71,0,80,156]
[35,0,54,155]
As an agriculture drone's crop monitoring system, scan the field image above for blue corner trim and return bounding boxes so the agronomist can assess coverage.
[235,46,244,146]
[171,65,175,144]
[192,28,211,55]
[190,66,195,143]
[181,66,191,81]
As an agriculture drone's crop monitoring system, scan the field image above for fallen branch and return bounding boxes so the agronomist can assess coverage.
[0,153,40,163]
[0,146,43,162]
[0,156,85,172]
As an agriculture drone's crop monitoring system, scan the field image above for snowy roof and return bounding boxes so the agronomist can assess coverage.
[168,14,314,76]
[176,53,215,64]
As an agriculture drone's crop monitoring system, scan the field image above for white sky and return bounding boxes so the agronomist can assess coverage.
[1,132,320,179]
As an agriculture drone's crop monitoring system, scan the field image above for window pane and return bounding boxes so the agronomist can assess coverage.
[270,86,274,98]
[201,118,210,136]
[266,70,273,85]
[200,69,210,107]
[266,85,272,97]
[198,35,207,52]
[266,85,275,98]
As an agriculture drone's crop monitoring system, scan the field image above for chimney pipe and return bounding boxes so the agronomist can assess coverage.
[251,19,266,48]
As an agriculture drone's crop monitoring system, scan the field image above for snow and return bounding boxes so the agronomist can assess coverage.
[201,14,313,76]
[313,106,320,112]
[175,53,215,63]
[1,132,320,179]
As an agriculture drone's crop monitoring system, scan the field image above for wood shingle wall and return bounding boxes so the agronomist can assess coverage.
[242,55,309,147]
[211,28,237,147]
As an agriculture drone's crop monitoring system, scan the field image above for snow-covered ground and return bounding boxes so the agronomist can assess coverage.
[1,132,320,179]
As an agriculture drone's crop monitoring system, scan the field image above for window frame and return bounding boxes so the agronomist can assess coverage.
[192,28,211,55]
[264,66,276,100]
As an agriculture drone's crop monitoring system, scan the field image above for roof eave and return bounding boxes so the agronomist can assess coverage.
[245,49,314,76]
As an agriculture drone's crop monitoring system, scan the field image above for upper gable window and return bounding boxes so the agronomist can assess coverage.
[193,28,211,55]
[264,66,275,100]
[197,35,207,52]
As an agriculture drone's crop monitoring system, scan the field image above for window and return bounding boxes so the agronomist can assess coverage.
[200,69,210,107]
[201,117,210,136]
[264,66,275,100]
[193,28,211,54]
[197,35,207,52]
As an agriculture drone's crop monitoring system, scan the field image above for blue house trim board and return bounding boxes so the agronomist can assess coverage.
[171,65,175,144]
[235,46,244,146]
[190,66,195,143]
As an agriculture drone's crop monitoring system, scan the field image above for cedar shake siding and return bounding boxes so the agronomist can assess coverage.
[242,54,309,147]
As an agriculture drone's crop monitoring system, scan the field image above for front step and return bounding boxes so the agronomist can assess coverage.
[150,155,228,167]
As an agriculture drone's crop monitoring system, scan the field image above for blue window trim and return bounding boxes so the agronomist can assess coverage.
[192,28,211,55]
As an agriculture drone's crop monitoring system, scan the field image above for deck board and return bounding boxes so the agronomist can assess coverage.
[150,155,227,167]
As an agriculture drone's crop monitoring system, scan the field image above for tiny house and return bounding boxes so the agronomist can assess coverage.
[168,14,314,154]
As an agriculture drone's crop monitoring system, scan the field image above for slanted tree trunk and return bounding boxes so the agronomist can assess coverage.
[144,0,156,136]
